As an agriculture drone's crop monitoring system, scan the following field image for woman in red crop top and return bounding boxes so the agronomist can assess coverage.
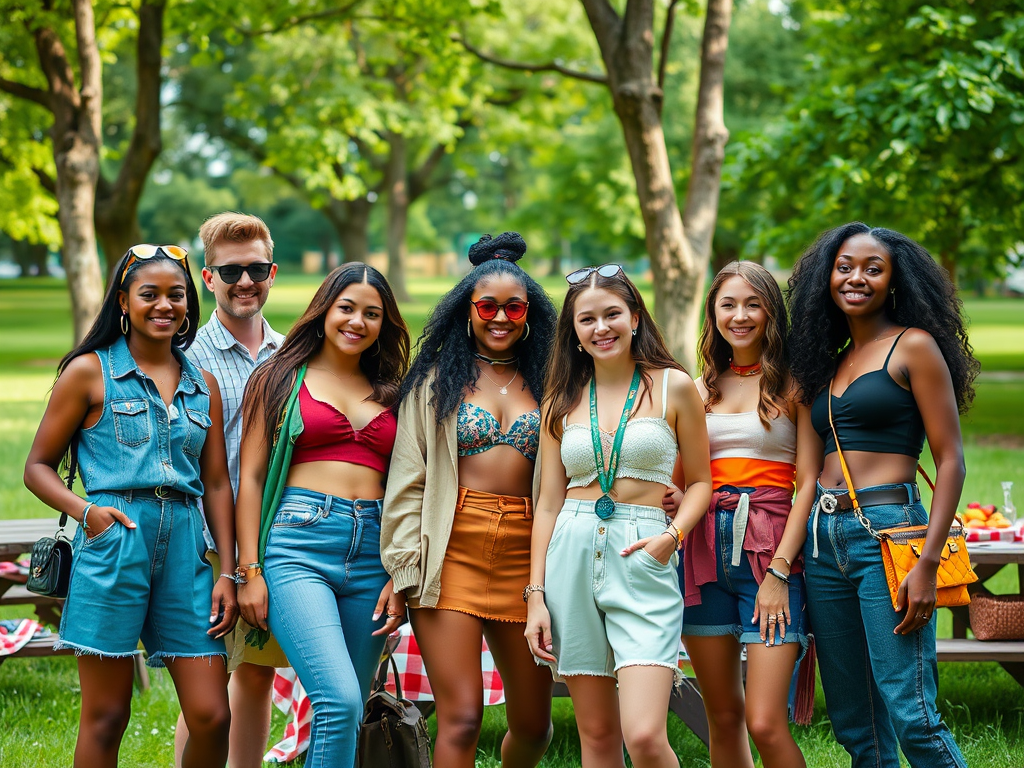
[788,224,978,768]
[234,263,410,768]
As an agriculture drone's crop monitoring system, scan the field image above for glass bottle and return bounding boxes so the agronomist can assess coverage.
[1001,481,1017,525]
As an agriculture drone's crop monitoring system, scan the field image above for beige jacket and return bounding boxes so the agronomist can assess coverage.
[381,374,541,607]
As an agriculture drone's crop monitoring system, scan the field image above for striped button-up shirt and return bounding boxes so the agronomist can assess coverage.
[186,311,284,497]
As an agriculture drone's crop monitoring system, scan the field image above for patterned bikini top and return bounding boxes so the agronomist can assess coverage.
[560,370,677,488]
[457,402,540,461]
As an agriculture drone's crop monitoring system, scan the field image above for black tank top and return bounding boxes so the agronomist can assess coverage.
[811,330,926,459]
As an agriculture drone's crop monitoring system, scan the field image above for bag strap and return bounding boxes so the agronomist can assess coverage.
[58,436,80,534]
[371,644,405,701]
[826,379,859,511]
[917,464,935,491]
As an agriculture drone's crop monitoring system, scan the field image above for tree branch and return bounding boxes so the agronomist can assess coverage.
[0,77,52,110]
[657,0,680,91]
[455,34,607,85]
[240,0,365,37]
[579,0,621,57]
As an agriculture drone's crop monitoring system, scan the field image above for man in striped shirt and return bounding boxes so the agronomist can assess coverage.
[176,212,284,768]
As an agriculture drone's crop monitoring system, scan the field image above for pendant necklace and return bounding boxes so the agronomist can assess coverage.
[729,360,762,377]
[479,365,518,395]
[589,366,642,520]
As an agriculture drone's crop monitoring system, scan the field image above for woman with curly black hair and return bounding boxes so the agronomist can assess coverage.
[382,232,558,768]
[788,222,977,768]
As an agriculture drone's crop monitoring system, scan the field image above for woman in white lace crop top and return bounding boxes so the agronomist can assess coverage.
[525,265,711,768]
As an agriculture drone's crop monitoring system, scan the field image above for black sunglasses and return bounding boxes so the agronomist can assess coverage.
[208,263,275,284]
[565,263,624,285]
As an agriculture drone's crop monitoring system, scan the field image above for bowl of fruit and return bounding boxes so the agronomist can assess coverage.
[962,502,1019,541]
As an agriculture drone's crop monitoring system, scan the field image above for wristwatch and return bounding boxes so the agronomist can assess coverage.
[522,584,545,602]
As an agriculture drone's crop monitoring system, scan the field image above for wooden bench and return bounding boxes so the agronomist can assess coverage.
[0,584,63,627]
[0,633,75,663]
[936,638,1024,686]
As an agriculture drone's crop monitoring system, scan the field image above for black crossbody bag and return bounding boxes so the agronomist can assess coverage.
[27,441,79,598]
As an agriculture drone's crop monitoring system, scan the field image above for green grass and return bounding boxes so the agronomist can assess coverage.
[1,277,1023,766]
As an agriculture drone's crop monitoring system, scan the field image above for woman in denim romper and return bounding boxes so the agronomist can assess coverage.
[526,266,712,768]
[25,247,237,768]
[235,264,410,768]
[788,223,978,767]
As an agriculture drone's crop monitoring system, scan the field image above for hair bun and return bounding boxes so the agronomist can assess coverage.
[468,232,526,266]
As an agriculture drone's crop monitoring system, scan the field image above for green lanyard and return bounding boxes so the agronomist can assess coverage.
[589,365,641,520]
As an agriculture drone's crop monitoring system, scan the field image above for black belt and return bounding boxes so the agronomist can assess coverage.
[823,484,920,512]
[119,487,193,502]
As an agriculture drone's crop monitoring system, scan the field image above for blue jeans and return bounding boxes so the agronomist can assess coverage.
[264,488,391,768]
[805,483,966,768]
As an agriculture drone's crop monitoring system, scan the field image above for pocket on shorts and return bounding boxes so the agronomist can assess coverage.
[182,407,212,457]
[546,512,572,553]
[273,498,324,528]
[111,398,151,447]
[83,518,122,547]
[635,520,673,567]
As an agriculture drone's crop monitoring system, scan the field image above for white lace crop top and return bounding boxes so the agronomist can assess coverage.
[560,370,678,489]
[706,410,796,463]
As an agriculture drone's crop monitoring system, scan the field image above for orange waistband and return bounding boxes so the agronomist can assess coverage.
[456,486,532,514]
[710,457,795,490]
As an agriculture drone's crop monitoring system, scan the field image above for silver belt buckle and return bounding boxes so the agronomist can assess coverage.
[819,493,838,514]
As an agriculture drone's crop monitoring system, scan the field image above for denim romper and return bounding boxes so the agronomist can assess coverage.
[55,336,227,666]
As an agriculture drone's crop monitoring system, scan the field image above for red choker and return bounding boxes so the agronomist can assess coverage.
[729,361,762,377]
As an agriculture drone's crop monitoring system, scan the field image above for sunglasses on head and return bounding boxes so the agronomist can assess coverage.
[120,244,189,285]
[470,299,529,321]
[208,263,275,285]
[565,263,624,285]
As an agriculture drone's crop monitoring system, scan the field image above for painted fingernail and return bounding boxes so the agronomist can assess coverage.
[372,612,381,621]
[209,614,217,623]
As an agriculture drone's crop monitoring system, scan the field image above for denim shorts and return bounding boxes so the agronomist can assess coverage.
[682,507,809,651]
[543,498,683,684]
[56,490,227,667]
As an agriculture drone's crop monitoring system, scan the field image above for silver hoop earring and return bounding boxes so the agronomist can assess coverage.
[121,312,129,335]
[632,328,637,336]
[521,323,530,341]
[316,327,324,339]
[176,316,190,336]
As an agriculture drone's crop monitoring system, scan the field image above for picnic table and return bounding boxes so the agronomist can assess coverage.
[937,539,1024,686]
[0,518,149,688]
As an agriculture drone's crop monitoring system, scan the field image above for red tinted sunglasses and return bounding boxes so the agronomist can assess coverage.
[471,299,529,321]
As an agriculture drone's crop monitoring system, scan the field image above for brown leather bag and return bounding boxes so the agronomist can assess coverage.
[826,380,977,611]
[357,650,431,768]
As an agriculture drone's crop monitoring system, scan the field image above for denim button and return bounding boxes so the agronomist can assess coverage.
[596,551,602,559]
[598,527,606,535]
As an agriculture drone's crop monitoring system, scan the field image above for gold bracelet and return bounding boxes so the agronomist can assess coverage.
[771,554,792,569]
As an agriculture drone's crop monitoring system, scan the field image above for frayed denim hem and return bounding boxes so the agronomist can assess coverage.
[739,629,810,661]
[52,639,142,660]
[614,660,685,690]
[147,651,228,669]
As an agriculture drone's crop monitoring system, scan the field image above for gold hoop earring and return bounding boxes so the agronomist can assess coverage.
[577,343,582,352]
[121,312,129,335]
[371,339,381,356]
[468,318,473,338]
[890,288,896,311]
[177,316,190,336]
[521,323,530,341]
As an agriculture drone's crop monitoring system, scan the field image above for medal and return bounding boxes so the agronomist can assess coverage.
[589,366,641,521]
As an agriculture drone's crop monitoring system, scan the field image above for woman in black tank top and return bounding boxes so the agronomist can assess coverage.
[787,223,978,768]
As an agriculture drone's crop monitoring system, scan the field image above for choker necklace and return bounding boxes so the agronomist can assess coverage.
[729,361,762,377]
[474,352,518,366]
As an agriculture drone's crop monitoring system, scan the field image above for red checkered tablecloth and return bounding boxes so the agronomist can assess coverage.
[265,623,506,763]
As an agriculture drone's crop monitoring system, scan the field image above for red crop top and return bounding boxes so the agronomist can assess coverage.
[290,383,397,473]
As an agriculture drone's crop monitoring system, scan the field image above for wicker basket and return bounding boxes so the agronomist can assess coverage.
[969,593,1024,641]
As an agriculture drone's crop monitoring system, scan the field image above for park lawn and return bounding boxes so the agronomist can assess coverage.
[1,276,1023,766]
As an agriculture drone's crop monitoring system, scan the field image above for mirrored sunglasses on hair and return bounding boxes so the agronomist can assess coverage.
[565,263,624,285]
[120,244,189,285]
[470,299,529,321]
[208,263,275,284]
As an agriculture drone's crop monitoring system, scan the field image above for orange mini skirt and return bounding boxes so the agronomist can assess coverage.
[433,486,533,622]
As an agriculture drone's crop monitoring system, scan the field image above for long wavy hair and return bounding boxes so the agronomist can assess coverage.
[242,263,410,448]
[543,269,683,439]
[787,222,979,412]
[700,261,788,428]
[400,248,558,424]
[58,249,200,375]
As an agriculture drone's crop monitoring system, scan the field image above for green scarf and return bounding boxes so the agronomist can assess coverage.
[246,364,306,649]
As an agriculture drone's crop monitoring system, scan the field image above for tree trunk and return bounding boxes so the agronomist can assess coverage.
[581,0,732,370]
[323,197,373,264]
[36,1,105,343]
[94,0,165,275]
[940,251,958,287]
[549,236,568,277]
[384,133,412,301]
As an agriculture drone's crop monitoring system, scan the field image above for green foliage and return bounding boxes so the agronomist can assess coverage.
[732,0,1024,270]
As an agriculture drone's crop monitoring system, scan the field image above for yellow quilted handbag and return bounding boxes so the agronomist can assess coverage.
[877,523,978,611]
